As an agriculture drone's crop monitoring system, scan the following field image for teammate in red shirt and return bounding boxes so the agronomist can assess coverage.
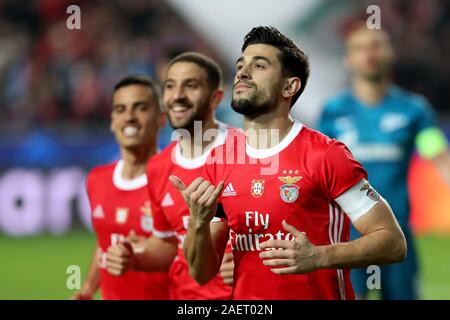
[171,27,407,300]
[73,75,169,300]
[106,53,233,299]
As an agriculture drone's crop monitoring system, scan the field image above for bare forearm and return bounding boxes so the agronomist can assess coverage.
[83,247,100,292]
[319,227,406,269]
[184,222,220,285]
[133,237,177,272]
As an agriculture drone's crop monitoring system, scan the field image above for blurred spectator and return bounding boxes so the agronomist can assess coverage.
[341,0,450,114]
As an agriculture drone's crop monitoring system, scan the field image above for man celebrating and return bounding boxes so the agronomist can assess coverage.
[319,24,450,299]
[106,53,233,300]
[73,76,169,300]
[171,26,406,300]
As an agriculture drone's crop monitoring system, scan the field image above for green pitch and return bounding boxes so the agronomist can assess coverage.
[0,231,449,299]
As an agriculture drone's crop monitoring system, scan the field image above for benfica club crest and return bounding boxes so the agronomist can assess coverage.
[140,202,153,232]
[251,179,265,198]
[278,175,303,203]
[360,182,381,202]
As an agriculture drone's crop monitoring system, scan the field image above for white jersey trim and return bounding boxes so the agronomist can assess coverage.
[328,204,346,300]
[174,122,228,169]
[245,119,303,159]
[334,179,382,222]
[113,159,147,191]
[152,229,176,239]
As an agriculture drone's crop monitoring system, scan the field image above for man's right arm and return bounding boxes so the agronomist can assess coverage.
[184,215,229,285]
[170,176,228,285]
[106,235,177,275]
[71,245,100,300]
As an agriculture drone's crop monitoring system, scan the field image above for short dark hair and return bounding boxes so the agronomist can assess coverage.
[242,26,310,107]
[168,52,222,91]
[113,75,162,109]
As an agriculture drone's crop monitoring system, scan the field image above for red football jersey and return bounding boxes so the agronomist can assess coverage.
[204,120,368,300]
[87,160,169,300]
[147,123,232,300]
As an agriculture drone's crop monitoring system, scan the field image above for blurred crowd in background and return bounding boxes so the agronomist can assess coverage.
[0,0,448,136]
[0,0,225,133]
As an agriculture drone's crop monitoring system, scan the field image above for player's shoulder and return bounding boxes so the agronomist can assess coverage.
[297,124,338,149]
[322,90,354,114]
[86,161,117,192]
[209,127,245,159]
[147,142,177,170]
[87,161,116,181]
[389,86,432,112]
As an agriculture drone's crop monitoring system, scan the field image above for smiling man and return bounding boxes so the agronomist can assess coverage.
[72,75,169,300]
[172,26,407,300]
[106,53,234,300]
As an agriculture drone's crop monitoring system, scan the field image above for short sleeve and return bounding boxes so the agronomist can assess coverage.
[211,204,227,222]
[319,140,368,200]
[334,178,383,222]
[146,168,175,239]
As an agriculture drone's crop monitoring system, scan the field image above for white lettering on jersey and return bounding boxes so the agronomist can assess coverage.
[380,113,410,133]
[231,211,297,251]
[244,211,269,229]
[350,144,404,162]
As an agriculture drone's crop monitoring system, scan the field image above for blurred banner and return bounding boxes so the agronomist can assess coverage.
[0,128,449,236]
[410,153,450,235]
[0,126,173,236]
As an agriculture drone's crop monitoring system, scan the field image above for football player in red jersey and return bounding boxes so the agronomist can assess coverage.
[72,75,170,300]
[106,53,233,299]
[171,27,407,299]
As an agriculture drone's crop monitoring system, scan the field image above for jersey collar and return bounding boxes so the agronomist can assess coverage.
[245,119,303,159]
[174,122,228,169]
[113,159,147,190]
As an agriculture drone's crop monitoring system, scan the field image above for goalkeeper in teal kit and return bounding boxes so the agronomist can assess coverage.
[319,25,450,299]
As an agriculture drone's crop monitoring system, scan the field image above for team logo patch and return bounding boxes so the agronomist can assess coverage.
[251,179,265,198]
[222,182,237,197]
[360,183,381,202]
[115,207,129,224]
[140,201,153,232]
[278,175,303,203]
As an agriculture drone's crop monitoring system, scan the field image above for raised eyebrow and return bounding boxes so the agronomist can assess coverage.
[112,103,125,109]
[252,56,271,64]
[235,56,271,65]
[164,78,200,85]
[132,101,148,107]
[183,78,200,84]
